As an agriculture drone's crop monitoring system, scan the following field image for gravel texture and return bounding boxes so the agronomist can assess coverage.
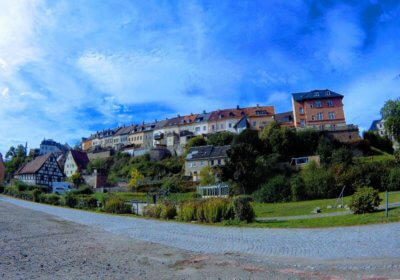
[1,196,400,279]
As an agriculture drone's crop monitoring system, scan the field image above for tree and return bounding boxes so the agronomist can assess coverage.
[223,129,264,194]
[4,145,29,178]
[381,99,400,142]
[260,122,297,159]
[206,131,235,146]
[68,172,83,187]
[185,136,207,155]
[199,166,216,186]
[128,168,144,191]
[363,131,394,154]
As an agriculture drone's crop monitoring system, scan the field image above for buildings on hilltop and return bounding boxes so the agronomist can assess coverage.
[40,139,71,155]
[80,89,361,156]
[369,119,399,149]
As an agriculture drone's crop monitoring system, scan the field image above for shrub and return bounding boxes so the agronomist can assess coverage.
[203,198,233,223]
[63,193,78,208]
[76,196,98,209]
[15,180,29,192]
[290,175,306,201]
[232,196,254,222]
[300,161,337,199]
[178,200,199,222]
[331,147,353,166]
[104,196,131,214]
[160,202,177,219]
[32,189,42,202]
[47,194,60,205]
[388,167,400,191]
[253,175,291,203]
[72,186,93,195]
[349,187,382,214]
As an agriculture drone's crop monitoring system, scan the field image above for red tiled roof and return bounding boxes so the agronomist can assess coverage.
[208,106,274,121]
[16,154,52,175]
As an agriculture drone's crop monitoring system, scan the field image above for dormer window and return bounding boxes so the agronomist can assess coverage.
[255,110,267,116]
[315,101,322,108]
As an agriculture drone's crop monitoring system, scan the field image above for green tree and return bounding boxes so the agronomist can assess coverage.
[128,168,144,191]
[68,172,83,187]
[206,131,235,146]
[381,99,400,142]
[184,136,207,155]
[199,166,216,186]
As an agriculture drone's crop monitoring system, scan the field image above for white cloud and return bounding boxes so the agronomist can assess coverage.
[343,70,400,131]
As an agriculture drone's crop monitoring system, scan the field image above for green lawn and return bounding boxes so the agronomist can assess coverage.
[252,192,400,218]
[229,207,400,228]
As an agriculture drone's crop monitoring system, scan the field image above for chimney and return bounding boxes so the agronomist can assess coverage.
[236,105,240,109]
[257,104,259,107]
[203,110,206,114]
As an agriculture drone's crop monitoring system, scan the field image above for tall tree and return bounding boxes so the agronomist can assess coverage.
[381,99,400,142]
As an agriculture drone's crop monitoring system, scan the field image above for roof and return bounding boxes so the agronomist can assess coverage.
[70,150,89,171]
[16,153,52,175]
[194,112,211,123]
[40,139,70,152]
[275,111,294,123]
[369,119,382,131]
[208,106,275,121]
[115,125,137,136]
[292,89,343,101]
[186,145,230,161]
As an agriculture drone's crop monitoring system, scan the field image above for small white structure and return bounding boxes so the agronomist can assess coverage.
[197,183,230,198]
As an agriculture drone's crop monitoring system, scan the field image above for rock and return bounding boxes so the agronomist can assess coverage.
[312,207,321,214]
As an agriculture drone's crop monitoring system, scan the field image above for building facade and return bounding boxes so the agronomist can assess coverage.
[292,89,346,129]
[64,150,90,177]
[40,139,70,155]
[185,145,230,182]
[15,153,65,187]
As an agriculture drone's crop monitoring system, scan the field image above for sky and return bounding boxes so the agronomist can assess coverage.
[0,0,399,154]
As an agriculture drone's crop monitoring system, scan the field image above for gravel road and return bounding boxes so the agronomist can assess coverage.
[1,196,400,279]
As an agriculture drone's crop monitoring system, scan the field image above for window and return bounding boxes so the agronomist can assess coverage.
[211,160,215,166]
[217,159,221,165]
[315,101,322,108]
[327,100,334,107]
[212,125,215,130]
[309,103,314,108]
[299,107,304,114]
[311,115,316,121]
[203,126,206,131]
[317,112,323,120]
[228,123,232,128]
[300,120,305,127]
[255,110,267,116]
[328,112,335,120]
[195,127,200,132]
[252,121,256,127]
[220,124,224,129]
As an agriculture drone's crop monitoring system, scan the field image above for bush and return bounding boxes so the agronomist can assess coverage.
[104,196,131,214]
[232,196,254,222]
[32,189,42,202]
[15,180,29,192]
[72,186,93,195]
[76,196,98,209]
[331,148,353,166]
[349,187,382,214]
[290,175,306,201]
[63,193,78,208]
[177,200,200,222]
[388,167,400,191]
[160,202,177,219]
[203,198,233,223]
[300,161,337,199]
[253,175,291,203]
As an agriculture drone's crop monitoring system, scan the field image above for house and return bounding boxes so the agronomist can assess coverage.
[64,150,90,177]
[39,139,70,155]
[152,119,169,147]
[208,105,275,134]
[0,153,5,185]
[369,119,399,149]
[81,136,93,151]
[292,89,346,129]
[15,153,65,187]
[274,111,295,127]
[185,145,230,182]
[191,111,211,135]
[128,123,154,149]
[113,124,137,150]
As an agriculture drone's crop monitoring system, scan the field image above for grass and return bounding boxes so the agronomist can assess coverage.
[252,192,400,218]
[227,207,400,228]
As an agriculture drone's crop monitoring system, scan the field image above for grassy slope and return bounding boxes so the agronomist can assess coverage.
[230,208,400,228]
[252,192,400,218]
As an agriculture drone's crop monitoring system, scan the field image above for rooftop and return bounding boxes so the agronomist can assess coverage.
[292,89,343,101]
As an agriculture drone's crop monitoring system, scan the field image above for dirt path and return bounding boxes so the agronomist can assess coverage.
[1,197,400,279]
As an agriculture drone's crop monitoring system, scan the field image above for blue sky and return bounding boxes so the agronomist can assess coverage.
[1,0,399,154]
